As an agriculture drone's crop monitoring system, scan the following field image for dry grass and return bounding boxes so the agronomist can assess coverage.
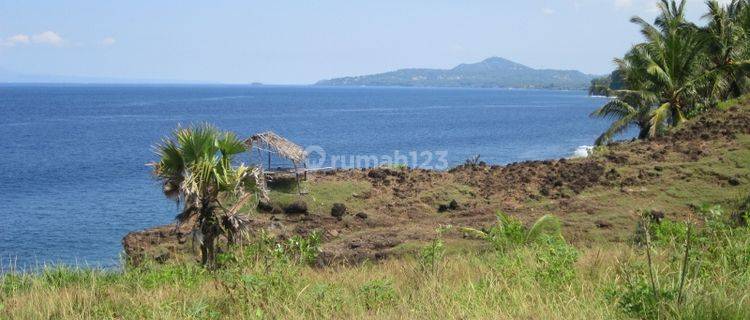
[4,228,749,320]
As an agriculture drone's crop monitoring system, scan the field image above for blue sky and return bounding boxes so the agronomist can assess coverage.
[0,0,728,84]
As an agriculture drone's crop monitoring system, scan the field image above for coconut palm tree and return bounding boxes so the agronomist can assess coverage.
[594,0,710,143]
[150,124,265,267]
[591,50,658,145]
[701,0,750,99]
[631,0,712,136]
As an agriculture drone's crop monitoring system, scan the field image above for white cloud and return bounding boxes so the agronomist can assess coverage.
[4,34,30,46]
[31,31,64,46]
[615,0,633,9]
[542,7,555,15]
[101,37,116,46]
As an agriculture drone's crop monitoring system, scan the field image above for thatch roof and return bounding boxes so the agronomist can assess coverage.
[244,131,307,164]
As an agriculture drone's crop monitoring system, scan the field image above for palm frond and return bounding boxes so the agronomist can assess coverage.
[590,99,637,120]
[459,227,490,240]
[595,113,638,146]
[649,102,673,137]
[525,214,563,243]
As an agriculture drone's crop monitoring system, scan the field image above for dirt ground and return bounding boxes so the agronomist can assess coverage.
[123,103,750,266]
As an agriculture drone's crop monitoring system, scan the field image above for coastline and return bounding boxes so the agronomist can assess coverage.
[122,103,750,266]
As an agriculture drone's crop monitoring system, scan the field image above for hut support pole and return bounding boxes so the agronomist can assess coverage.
[293,161,302,195]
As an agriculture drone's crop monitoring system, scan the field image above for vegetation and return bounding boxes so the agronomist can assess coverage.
[460,212,564,250]
[3,196,749,319]
[316,57,595,90]
[149,124,265,268]
[591,0,750,145]
[588,70,625,96]
[3,3,750,319]
[3,101,749,319]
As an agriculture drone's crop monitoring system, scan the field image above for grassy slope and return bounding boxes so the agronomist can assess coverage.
[4,100,750,319]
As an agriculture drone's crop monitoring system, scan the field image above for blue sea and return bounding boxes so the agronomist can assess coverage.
[0,84,613,269]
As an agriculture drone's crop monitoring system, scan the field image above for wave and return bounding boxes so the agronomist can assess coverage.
[571,145,594,158]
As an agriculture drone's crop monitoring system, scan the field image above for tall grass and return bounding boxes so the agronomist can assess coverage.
[2,208,749,319]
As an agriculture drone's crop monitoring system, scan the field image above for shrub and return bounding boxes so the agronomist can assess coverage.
[606,275,674,319]
[417,238,445,274]
[0,273,32,295]
[358,278,397,310]
[286,231,322,266]
[532,235,579,286]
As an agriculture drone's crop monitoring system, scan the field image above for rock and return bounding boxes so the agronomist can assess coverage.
[154,251,171,263]
[258,201,283,214]
[595,220,612,229]
[438,199,460,212]
[731,211,748,227]
[331,203,347,220]
[355,212,368,219]
[257,201,274,212]
[284,201,308,214]
[367,169,387,180]
[539,187,550,196]
[449,199,460,210]
[647,210,665,223]
[327,229,340,237]
[729,177,741,186]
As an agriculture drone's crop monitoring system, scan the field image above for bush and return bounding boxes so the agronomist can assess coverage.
[606,275,675,319]
[358,278,397,310]
[286,231,322,266]
[533,236,579,286]
[417,238,445,274]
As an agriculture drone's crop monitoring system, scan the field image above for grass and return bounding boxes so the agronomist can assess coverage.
[266,178,371,214]
[4,99,750,319]
[3,203,749,319]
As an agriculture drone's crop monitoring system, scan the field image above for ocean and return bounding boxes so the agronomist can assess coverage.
[0,84,614,269]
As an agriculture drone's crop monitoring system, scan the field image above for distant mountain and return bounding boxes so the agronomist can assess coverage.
[316,57,597,90]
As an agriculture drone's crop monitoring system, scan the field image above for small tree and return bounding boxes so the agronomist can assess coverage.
[150,124,265,267]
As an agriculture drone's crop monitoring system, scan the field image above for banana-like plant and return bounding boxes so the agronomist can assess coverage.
[150,124,266,267]
[460,212,563,249]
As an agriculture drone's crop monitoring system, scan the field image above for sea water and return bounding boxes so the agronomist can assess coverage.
[0,84,616,269]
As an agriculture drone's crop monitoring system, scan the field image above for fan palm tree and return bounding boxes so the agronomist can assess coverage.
[150,124,265,267]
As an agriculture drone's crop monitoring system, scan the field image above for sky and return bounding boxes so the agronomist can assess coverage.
[0,0,732,84]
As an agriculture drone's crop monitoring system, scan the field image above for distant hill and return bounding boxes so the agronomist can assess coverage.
[315,57,597,90]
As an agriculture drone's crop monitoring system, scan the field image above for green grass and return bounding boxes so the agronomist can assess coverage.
[418,183,476,209]
[266,179,371,214]
[3,204,749,320]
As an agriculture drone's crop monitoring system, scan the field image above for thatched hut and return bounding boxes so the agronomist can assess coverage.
[244,131,307,194]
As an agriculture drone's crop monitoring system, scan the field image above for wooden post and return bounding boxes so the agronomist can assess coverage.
[267,151,271,170]
[293,161,302,195]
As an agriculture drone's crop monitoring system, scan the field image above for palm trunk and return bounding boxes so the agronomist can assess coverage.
[638,125,650,140]
[199,197,220,268]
